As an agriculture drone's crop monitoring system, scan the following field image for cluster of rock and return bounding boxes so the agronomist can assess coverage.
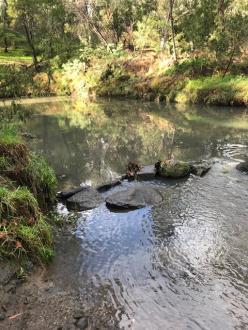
[58,160,212,212]
[136,160,211,180]
[59,184,162,212]
[58,159,247,212]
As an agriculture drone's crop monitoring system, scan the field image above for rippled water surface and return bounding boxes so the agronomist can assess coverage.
[16,98,248,329]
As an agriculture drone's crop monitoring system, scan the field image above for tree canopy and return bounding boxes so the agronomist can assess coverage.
[0,0,247,69]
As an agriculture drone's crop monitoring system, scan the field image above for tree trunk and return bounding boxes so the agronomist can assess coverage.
[169,0,177,62]
[23,19,38,71]
[3,0,8,52]
[4,36,8,53]
[223,46,235,77]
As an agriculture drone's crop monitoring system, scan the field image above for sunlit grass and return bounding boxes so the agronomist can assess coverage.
[176,75,248,106]
[0,125,22,145]
[0,48,32,63]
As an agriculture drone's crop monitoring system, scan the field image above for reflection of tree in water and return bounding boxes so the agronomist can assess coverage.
[25,99,248,187]
[162,123,176,161]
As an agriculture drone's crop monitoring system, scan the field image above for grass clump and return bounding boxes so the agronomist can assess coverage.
[22,153,57,207]
[0,187,53,263]
[0,125,22,145]
[0,106,57,263]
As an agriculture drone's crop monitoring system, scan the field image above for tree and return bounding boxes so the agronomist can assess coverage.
[168,0,177,61]
[0,0,9,52]
[72,0,157,49]
[209,0,248,74]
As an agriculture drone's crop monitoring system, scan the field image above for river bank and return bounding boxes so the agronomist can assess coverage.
[1,54,248,107]
[82,55,248,106]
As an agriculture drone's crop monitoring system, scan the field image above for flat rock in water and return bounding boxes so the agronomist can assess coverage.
[96,179,122,192]
[66,186,103,211]
[136,165,156,180]
[105,186,163,210]
[58,186,86,200]
[236,161,248,173]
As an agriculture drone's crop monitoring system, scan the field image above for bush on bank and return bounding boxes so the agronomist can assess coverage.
[56,54,248,106]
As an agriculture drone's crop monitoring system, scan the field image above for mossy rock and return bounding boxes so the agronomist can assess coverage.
[158,161,191,179]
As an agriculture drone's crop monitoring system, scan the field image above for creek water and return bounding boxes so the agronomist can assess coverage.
[16,98,248,329]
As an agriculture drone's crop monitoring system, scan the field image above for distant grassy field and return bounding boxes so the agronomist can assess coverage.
[0,49,32,64]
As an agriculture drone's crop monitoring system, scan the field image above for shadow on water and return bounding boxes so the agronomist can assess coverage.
[3,97,248,329]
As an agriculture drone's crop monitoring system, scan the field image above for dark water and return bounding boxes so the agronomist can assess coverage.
[18,98,248,328]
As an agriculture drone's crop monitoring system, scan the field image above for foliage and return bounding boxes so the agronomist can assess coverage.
[133,15,161,50]
[0,0,248,101]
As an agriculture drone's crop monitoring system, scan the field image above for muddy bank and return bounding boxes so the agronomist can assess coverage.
[0,263,82,330]
[0,228,119,330]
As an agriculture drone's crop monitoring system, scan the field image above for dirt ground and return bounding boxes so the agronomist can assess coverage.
[0,229,119,330]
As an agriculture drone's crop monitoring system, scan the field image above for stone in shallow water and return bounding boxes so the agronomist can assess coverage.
[66,186,103,211]
[136,165,156,180]
[190,160,212,177]
[158,161,191,179]
[236,161,248,173]
[105,186,163,210]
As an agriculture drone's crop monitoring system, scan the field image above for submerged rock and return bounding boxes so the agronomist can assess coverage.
[58,187,87,200]
[236,161,248,173]
[157,161,191,179]
[105,186,163,210]
[136,165,156,180]
[190,160,212,177]
[96,179,122,192]
[66,186,103,211]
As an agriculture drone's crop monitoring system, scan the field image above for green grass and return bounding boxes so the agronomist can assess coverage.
[0,49,32,63]
[0,185,54,263]
[176,75,248,105]
[17,216,53,263]
[23,153,57,207]
[0,125,22,145]
[0,186,38,220]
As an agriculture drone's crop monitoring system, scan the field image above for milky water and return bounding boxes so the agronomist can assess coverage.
[17,98,248,329]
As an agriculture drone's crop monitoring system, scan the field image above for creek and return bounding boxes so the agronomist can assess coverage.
[18,97,248,329]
